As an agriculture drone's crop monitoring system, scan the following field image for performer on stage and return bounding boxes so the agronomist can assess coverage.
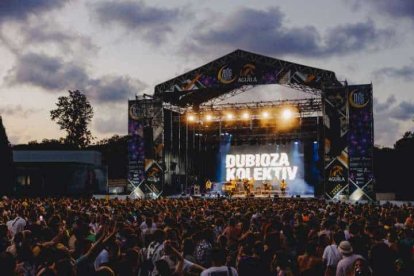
[243,178,251,195]
[223,179,236,197]
[262,181,271,193]
[205,179,212,193]
[279,178,287,195]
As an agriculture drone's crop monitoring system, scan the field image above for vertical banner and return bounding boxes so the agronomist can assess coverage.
[128,98,164,197]
[323,87,349,199]
[128,101,145,189]
[348,84,375,201]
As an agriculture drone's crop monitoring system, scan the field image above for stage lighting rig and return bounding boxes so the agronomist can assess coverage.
[282,108,293,120]
[187,114,196,122]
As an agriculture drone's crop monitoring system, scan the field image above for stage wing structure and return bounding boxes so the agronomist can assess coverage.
[127,49,374,201]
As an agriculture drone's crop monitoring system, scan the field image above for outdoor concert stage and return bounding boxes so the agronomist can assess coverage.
[127,49,375,202]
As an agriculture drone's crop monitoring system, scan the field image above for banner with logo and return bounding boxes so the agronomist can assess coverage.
[348,84,375,200]
[157,60,324,93]
[154,50,341,106]
[323,87,349,199]
[128,100,145,188]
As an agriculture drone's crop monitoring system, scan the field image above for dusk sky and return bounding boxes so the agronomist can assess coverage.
[1,0,414,147]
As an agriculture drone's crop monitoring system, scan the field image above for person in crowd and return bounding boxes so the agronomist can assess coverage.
[0,196,412,276]
[336,241,366,276]
[352,258,371,276]
[322,231,344,276]
[200,247,238,276]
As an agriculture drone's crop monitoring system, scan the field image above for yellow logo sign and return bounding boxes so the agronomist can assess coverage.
[329,165,346,182]
[218,65,237,84]
[330,165,343,177]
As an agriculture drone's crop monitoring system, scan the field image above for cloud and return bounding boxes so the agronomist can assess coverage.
[348,0,414,22]
[5,53,90,90]
[0,17,98,57]
[0,105,39,118]
[0,0,68,23]
[373,96,414,147]
[4,52,146,103]
[389,101,414,121]
[91,1,184,44]
[374,95,396,113]
[94,115,126,135]
[185,7,394,58]
[22,21,98,55]
[323,20,394,55]
[89,76,146,103]
[374,64,414,81]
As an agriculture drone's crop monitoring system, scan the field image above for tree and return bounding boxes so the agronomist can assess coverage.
[0,116,14,195]
[88,135,129,179]
[50,90,94,148]
[394,131,414,151]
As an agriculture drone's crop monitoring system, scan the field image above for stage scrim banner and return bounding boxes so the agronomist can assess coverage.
[323,87,349,199]
[128,101,145,188]
[348,84,375,201]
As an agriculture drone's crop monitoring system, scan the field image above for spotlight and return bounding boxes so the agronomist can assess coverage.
[225,113,234,120]
[294,141,299,145]
[187,114,196,122]
[313,141,318,144]
[241,112,250,120]
[205,114,213,122]
[281,108,293,120]
[262,111,270,119]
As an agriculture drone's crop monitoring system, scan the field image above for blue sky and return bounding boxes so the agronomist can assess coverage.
[0,0,413,147]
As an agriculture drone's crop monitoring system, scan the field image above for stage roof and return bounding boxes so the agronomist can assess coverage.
[154,49,342,107]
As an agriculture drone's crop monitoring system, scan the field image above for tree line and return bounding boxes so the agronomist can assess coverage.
[1,90,414,198]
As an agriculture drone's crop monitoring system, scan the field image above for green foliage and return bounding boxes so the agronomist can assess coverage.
[394,131,414,150]
[50,90,94,148]
[14,138,76,150]
[89,135,129,179]
[0,116,14,195]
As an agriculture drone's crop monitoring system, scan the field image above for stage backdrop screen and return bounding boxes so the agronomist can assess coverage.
[217,142,314,196]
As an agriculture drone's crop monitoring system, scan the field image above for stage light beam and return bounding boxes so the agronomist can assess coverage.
[282,108,293,120]
[241,112,250,120]
[226,113,234,120]
[187,114,196,122]
[262,111,270,119]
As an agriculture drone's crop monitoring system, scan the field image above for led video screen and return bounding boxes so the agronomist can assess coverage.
[218,142,314,196]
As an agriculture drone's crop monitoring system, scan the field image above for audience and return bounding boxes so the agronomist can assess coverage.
[0,196,413,275]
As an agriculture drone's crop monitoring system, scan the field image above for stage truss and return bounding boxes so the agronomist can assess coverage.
[128,49,375,200]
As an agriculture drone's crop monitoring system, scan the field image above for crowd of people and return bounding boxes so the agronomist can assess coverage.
[0,196,413,276]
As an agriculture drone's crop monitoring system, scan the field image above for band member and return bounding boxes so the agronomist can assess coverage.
[243,178,250,195]
[222,179,236,197]
[230,179,237,191]
[248,178,254,190]
[205,179,212,193]
[262,181,271,192]
[279,178,287,195]
[194,183,200,195]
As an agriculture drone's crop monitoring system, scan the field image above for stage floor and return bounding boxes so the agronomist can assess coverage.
[167,192,315,199]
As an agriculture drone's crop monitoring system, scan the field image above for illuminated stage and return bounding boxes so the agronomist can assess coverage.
[128,49,375,201]
[160,99,322,199]
[168,190,315,199]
